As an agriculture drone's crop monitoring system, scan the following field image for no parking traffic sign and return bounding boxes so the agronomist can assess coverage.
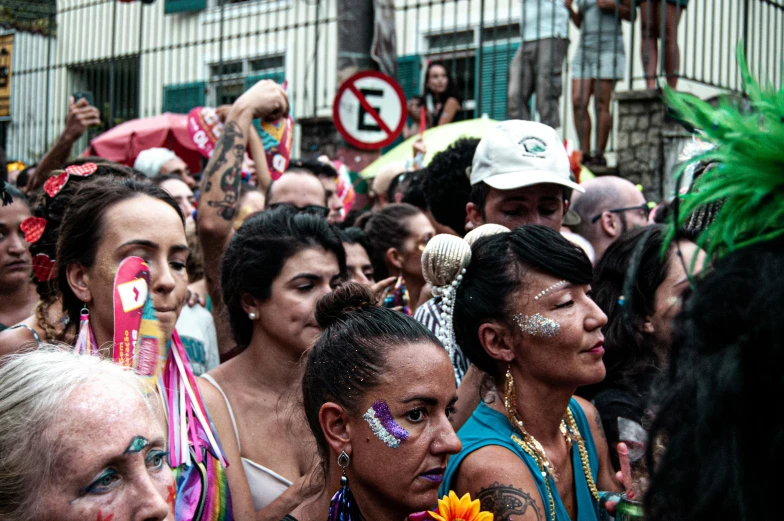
[333,70,407,150]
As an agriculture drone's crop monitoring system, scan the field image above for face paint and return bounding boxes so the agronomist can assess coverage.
[123,436,150,454]
[362,400,409,448]
[514,313,561,337]
[96,511,114,521]
[166,481,177,507]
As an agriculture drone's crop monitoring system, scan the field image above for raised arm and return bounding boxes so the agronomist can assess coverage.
[27,98,101,192]
[198,81,287,355]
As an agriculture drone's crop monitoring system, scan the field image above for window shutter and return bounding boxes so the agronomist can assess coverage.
[397,54,422,99]
[164,0,206,15]
[162,82,206,114]
[478,42,519,121]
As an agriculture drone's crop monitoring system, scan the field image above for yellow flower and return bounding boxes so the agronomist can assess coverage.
[429,491,494,521]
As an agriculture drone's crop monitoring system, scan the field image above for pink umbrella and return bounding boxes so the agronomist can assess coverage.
[82,113,202,174]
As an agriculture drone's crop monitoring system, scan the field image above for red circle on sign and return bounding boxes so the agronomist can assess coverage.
[333,70,408,151]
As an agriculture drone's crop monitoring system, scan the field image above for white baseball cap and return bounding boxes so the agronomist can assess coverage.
[470,120,584,193]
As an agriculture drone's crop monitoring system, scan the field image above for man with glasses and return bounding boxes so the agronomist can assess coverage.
[570,175,650,263]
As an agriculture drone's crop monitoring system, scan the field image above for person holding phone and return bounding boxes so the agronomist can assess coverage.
[25,95,101,193]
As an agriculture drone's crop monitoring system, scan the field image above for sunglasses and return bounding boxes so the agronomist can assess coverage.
[268,202,330,218]
[591,203,652,224]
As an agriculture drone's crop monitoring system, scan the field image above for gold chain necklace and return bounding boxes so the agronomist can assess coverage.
[504,368,600,521]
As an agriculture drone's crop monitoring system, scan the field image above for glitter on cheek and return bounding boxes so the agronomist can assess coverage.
[514,313,561,337]
[362,400,409,449]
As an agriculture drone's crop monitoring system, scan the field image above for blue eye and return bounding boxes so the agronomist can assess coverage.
[85,469,120,495]
[146,450,168,470]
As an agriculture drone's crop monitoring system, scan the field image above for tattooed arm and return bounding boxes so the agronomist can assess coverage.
[197,80,287,354]
[574,396,623,492]
[454,445,546,521]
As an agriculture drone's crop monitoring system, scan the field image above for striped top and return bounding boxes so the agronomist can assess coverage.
[414,297,470,387]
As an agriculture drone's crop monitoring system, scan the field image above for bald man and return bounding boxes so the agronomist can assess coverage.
[570,176,649,262]
[264,170,328,214]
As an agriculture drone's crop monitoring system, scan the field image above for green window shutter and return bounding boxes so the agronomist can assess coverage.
[162,82,206,114]
[477,42,519,121]
[243,71,286,92]
[243,72,286,145]
[165,0,206,14]
[397,54,421,99]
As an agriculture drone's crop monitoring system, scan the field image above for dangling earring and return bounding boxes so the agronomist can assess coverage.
[503,364,520,429]
[74,305,96,356]
[328,450,364,521]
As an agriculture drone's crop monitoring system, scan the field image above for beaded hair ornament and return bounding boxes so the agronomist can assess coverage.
[421,224,510,356]
[421,235,472,357]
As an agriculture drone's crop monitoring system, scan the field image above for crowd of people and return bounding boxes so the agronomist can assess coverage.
[0,42,779,521]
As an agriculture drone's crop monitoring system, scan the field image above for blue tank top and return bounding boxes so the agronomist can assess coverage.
[441,399,600,521]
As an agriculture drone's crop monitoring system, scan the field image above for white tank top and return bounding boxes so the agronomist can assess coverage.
[201,374,293,510]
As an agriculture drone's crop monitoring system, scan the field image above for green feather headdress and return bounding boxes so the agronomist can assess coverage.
[663,44,784,262]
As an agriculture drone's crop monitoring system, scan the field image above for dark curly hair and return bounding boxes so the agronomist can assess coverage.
[422,138,478,236]
[220,206,347,350]
[645,235,784,521]
[578,225,672,400]
[454,224,593,383]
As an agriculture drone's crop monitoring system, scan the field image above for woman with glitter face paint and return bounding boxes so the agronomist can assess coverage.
[437,225,623,521]
[284,282,462,521]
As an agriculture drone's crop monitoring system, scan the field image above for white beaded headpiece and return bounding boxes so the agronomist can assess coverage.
[421,225,510,359]
[533,280,568,301]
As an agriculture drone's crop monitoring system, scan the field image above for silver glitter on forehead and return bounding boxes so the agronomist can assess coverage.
[514,313,561,337]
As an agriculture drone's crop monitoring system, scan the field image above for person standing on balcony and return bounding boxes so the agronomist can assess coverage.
[404,62,463,137]
[507,0,570,130]
[567,0,631,167]
[637,0,688,89]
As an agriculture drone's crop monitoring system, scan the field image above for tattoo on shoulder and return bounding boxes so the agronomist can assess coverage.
[593,408,608,443]
[477,482,542,521]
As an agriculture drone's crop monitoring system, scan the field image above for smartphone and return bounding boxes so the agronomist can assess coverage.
[72,91,95,107]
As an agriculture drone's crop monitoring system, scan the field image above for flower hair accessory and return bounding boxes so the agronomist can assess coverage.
[410,491,493,521]
[44,162,98,198]
[31,253,56,282]
[20,216,47,244]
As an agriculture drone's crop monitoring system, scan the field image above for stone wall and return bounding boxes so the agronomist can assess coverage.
[614,89,692,203]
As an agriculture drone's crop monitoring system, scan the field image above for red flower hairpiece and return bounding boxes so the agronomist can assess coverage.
[20,216,47,244]
[44,162,98,198]
[32,253,56,282]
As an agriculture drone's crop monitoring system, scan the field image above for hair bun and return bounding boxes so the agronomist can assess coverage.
[315,282,376,329]
[421,234,472,289]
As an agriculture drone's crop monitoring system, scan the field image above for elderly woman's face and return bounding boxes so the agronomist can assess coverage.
[38,378,174,521]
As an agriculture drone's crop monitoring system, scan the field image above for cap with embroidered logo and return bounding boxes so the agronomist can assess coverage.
[470,120,584,193]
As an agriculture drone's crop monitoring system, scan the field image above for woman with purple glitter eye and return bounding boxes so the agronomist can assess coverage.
[436,225,625,521]
[284,282,462,521]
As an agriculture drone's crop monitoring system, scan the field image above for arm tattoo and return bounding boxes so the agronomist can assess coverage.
[593,408,608,444]
[201,121,244,221]
[477,482,542,521]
